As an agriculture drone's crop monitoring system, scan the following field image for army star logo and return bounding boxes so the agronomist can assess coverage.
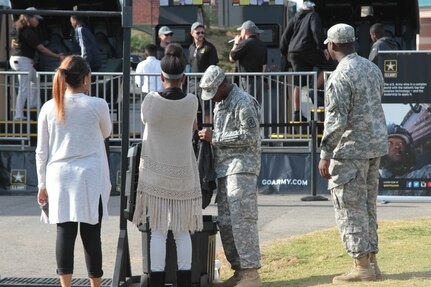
[384,60,397,72]
[384,60,398,78]
[10,169,27,190]
[11,169,26,184]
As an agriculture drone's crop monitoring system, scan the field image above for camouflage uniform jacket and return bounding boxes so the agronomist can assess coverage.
[320,53,388,160]
[212,84,261,178]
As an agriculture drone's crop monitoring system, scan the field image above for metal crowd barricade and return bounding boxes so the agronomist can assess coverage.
[0,71,33,149]
[185,71,320,145]
[0,70,321,149]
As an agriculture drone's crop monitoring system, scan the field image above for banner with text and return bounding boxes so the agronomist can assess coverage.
[0,151,328,195]
[378,52,431,196]
[258,153,328,194]
[0,150,121,195]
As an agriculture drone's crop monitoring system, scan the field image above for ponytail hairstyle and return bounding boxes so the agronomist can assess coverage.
[53,56,91,122]
[160,43,186,82]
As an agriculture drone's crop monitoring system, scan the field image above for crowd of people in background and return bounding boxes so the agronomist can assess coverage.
[10,3,399,124]
[6,1,406,286]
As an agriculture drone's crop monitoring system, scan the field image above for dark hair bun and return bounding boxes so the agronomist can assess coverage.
[164,43,183,57]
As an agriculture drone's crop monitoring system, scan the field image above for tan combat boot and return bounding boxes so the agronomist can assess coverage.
[212,270,241,287]
[332,255,376,284]
[234,268,262,287]
[370,252,382,280]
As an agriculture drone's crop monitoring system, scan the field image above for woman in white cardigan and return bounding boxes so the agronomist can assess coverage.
[36,56,112,287]
[133,43,202,287]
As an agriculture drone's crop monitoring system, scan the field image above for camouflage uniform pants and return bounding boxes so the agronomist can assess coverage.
[217,173,261,269]
[329,158,380,258]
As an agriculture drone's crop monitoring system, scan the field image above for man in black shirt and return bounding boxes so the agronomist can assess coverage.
[280,1,335,121]
[188,22,218,74]
[229,20,267,101]
[188,22,219,125]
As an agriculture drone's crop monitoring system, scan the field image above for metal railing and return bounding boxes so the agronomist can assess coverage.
[0,71,322,150]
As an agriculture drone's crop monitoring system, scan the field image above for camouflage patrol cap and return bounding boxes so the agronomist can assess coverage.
[324,23,355,44]
[199,65,225,100]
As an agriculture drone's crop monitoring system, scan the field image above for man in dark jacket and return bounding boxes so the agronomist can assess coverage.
[369,23,400,65]
[70,16,101,71]
[280,1,335,121]
[188,22,218,74]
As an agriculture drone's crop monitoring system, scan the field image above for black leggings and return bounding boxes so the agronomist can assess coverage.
[56,199,103,278]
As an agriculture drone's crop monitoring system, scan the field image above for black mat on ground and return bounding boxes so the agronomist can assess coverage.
[0,277,112,287]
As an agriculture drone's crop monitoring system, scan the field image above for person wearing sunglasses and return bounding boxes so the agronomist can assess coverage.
[188,22,219,126]
[188,22,218,76]
[156,26,174,60]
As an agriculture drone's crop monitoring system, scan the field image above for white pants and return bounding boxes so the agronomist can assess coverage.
[150,229,192,272]
[9,56,39,119]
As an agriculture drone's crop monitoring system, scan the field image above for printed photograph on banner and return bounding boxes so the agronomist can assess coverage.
[379,103,431,196]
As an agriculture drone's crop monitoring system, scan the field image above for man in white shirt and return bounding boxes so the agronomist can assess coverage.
[135,44,163,94]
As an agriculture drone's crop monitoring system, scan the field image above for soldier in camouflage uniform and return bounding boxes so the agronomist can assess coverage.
[198,65,262,287]
[318,24,388,284]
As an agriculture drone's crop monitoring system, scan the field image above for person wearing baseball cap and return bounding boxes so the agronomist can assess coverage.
[198,65,262,287]
[9,7,65,120]
[323,23,356,45]
[25,7,43,19]
[229,20,267,100]
[319,23,387,284]
[188,22,219,126]
[156,26,174,59]
[188,22,218,75]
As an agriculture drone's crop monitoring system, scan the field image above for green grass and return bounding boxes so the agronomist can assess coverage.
[217,217,431,286]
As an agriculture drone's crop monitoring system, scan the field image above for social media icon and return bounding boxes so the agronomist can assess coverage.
[421,181,427,188]
[406,181,412,188]
[428,182,431,188]
[413,181,420,188]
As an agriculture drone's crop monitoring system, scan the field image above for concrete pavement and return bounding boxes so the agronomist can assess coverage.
[1,194,431,280]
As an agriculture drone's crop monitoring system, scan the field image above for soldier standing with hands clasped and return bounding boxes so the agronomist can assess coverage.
[198,65,262,287]
[318,24,388,284]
